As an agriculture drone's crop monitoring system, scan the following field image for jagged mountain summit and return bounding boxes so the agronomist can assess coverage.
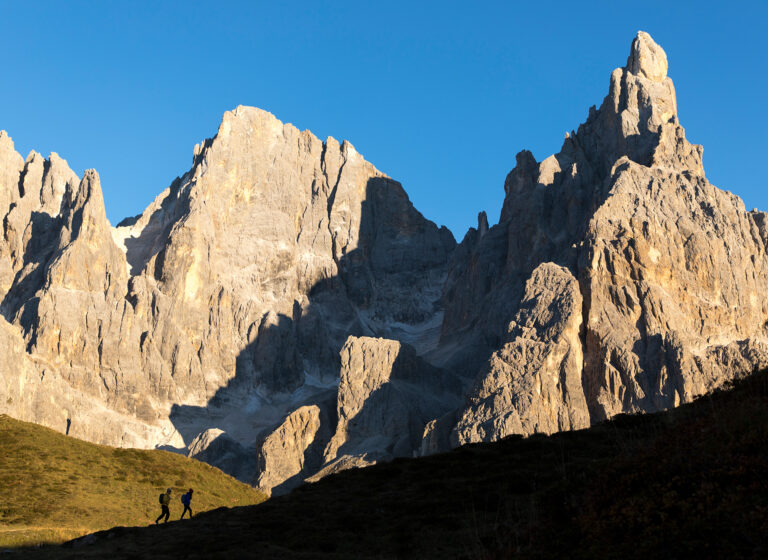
[0,107,458,494]
[439,31,768,446]
[1,31,766,495]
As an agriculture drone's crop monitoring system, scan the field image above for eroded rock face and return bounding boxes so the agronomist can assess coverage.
[1,31,766,494]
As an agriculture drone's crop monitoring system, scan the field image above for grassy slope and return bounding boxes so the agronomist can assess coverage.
[9,370,768,559]
[0,415,265,548]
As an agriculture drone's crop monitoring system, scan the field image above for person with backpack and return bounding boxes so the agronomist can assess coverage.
[180,488,194,519]
[155,488,172,524]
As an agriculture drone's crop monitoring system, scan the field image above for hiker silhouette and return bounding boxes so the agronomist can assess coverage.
[180,488,194,519]
[155,488,172,524]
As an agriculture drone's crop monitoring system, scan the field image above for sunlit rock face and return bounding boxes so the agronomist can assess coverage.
[2,31,767,494]
[442,31,768,446]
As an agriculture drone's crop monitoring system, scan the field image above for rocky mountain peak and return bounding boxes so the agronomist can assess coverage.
[61,169,113,245]
[498,32,698,228]
[627,31,668,82]
[0,130,16,156]
[0,131,25,222]
[443,31,768,450]
[216,105,284,142]
[1,96,457,494]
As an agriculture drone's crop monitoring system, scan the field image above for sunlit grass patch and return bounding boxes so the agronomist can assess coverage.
[0,414,266,548]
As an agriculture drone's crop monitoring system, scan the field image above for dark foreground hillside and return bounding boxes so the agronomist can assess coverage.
[10,370,768,559]
[0,416,265,548]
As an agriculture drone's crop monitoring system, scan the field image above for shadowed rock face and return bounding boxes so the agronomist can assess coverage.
[1,31,766,494]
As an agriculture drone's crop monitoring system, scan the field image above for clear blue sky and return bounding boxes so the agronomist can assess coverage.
[1,1,765,238]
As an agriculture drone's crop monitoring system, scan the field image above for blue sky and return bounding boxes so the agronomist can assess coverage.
[1,1,765,238]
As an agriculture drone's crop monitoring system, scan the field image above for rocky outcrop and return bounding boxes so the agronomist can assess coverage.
[324,336,460,464]
[187,428,256,483]
[0,140,79,306]
[452,263,588,444]
[255,404,330,495]
[1,31,766,494]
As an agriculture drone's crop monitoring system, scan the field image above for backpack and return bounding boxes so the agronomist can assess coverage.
[181,493,190,506]
[159,493,165,505]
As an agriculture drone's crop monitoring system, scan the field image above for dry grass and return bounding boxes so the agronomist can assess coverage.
[0,415,265,548]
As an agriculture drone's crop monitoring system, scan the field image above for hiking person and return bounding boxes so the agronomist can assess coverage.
[180,488,194,519]
[155,488,172,524]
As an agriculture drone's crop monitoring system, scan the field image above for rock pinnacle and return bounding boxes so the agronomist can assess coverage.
[626,31,668,82]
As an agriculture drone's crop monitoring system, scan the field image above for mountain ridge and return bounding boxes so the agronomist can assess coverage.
[2,31,767,496]
[0,100,460,494]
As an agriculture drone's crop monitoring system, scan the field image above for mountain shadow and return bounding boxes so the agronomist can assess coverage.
[167,175,460,493]
[1,211,62,326]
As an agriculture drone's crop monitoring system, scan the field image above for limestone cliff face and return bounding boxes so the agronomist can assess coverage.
[442,31,768,446]
[1,31,766,494]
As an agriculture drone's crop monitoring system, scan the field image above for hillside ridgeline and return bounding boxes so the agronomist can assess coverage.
[10,368,768,559]
[0,415,265,548]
